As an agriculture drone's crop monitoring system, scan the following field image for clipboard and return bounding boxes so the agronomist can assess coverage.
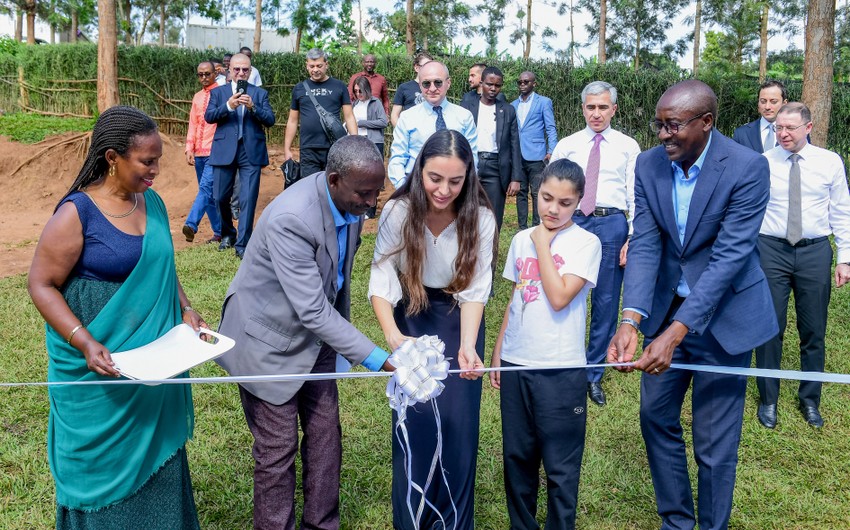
[111,324,235,381]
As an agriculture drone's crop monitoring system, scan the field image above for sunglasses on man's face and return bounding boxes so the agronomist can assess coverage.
[231,67,250,73]
[421,79,444,90]
[196,72,213,77]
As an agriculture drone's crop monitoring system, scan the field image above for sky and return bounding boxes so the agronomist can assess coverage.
[1,0,805,69]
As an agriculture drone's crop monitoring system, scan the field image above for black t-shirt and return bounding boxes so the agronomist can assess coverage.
[291,77,351,149]
[393,80,423,111]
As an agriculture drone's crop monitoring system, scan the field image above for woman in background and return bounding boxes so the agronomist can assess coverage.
[352,74,388,218]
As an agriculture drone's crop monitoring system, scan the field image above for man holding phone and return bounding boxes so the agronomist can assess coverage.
[205,52,275,259]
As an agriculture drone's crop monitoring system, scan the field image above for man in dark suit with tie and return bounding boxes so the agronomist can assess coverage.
[609,80,778,530]
[204,52,275,258]
[732,80,787,153]
[460,66,522,230]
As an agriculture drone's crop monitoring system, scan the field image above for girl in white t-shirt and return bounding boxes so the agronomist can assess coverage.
[490,158,601,530]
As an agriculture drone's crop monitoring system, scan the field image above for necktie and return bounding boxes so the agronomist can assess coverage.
[434,105,447,132]
[238,104,245,140]
[581,133,604,216]
[763,123,775,153]
[786,153,802,245]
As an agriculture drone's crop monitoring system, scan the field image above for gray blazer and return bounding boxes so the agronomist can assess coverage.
[354,97,388,145]
[216,172,376,405]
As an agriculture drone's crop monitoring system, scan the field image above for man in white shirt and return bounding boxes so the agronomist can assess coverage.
[239,46,263,87]
[732,80,787,153]
[550,80,640,406]
[755,102,850,429]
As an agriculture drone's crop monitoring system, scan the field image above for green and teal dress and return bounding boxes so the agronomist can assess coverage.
[46,189,199,529]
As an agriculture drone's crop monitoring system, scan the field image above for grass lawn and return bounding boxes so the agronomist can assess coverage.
[2,211,850,529]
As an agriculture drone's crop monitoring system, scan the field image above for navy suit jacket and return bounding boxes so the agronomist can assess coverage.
[732,118,763,152]
[511,93,558,161]
[461,98,523,187]
[623,131,779,354]
[205,83,275,167]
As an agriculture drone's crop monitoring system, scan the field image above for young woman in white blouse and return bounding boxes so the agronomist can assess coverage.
[369,129,497,530]
[352,75,388,218]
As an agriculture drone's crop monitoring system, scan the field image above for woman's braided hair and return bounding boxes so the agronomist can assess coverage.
[58,105,158,208]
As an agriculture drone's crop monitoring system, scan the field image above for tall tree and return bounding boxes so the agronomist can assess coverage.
[801,0,835,146]
[24,0,36,43]
[370,0,473,54]
[474,0,510,56]
[253,0,262,51]
[598,0,606,63]
[98,0,119,111]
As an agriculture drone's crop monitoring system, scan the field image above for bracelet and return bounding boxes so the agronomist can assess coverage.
[620,317,641,332]
[67,324,84,344]
[182,305,195,313]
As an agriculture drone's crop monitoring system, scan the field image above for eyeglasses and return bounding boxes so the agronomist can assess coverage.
[421,79,445,90]
[774,122,810,133]
[517,79,533,85]
[196,72,213,77]
[353,89,362,94]
[231,67,250,73]
[650,111,709,135]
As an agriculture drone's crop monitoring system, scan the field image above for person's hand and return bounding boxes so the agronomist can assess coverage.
[544,153,551,163]
[507,181,520,197]
[385,330,414,352]
[619,239,629,267]
[530,222,563,248]
[835,263,850,287]
[607,324,639,372]
[239,93,254,110]
[79,338,120,377]
[489,352,502,389]
[182,308,208,333]
[283,149,293,162]
[633,321,688,375]
[227,91,242,110]
[186,152,195,166]
[458,344,484,380]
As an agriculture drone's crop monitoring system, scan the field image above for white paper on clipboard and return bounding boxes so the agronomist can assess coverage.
[111,324,235,381]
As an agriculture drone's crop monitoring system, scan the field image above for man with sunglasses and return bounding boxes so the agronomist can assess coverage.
[754,102,850,430]
[205,52,276,259]
[182,61,222,244]
[511,71,558,230]
[609,80,777,530]
[388,61,478,189]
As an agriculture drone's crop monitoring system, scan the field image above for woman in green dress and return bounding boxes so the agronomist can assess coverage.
[28,106,206,529]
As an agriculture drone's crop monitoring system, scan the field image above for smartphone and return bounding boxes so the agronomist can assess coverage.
[236,79,248,95]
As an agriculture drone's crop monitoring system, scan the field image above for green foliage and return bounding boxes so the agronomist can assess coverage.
[0,35,22,56]
[0,113,94,143]
[368,0,475,55]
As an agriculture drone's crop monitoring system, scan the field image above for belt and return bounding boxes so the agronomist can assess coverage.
[760,234,829,248]
[575,207,624,217]
[479,151,499,160]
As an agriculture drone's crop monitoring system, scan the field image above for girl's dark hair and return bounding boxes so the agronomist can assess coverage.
[540,158,586,200]
[58,105,158,207]
[388,129,497,315]
[354,75,372,99]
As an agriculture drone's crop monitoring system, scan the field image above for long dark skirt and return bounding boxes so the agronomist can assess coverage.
[392,287,485,530]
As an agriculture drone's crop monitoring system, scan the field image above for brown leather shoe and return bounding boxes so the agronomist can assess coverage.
[182,225,196,242]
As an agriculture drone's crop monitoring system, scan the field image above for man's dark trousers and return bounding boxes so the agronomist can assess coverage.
[213,139,262,253]
[755,235,832,408]
[572,211,628,383]
[516,158,545,230]
[300,147,330,181]
[478,154,506,230]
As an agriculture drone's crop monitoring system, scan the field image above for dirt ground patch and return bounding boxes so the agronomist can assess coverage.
[0,133,390,279]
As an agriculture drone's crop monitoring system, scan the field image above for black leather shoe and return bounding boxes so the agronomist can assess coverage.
[182,225,195,242]
[757,403,777,429]
[218,236,234,251]
[588,382,606,406]
[235,248,244,260]
[799,403,824,428]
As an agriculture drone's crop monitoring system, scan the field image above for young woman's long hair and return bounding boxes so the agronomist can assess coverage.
[389,129,496,315]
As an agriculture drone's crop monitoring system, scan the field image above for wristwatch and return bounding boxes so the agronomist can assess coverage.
[620,317,640,332]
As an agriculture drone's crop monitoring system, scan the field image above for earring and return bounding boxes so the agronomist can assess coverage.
[108,164,116,178]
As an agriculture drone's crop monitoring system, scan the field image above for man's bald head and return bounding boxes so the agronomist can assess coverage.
[659,80,717,121]
[418,61,451,106]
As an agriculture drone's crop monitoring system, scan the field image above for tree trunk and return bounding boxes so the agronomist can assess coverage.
[159,3,165,45]
[801,0,835,146]
[295,0,304,53]
[758,3,768,82]
[71,10,79,42]
[598,0,607,63]
[122,0,132,45]
[254,0,262,51]
[524,0,532,59]
[693,0,701,74]
[49,0,56,44]
[357,0,362,54]
[406,0,415,55]
[15,10,23,41]
[25,0,36,44]
[634,23,640,70]
[98,0,120,112]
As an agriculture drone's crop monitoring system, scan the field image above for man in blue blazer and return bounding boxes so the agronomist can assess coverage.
[609,80,778,530]
[205,52,275,258]
[732,80,787,153]
[511,71,558,229]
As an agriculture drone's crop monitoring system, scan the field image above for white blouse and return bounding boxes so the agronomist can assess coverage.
[368,198,496,306]
[353,99,369,136]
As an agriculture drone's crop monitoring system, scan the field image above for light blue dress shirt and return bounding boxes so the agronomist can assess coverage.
[387,98,478,188]
[325,183,389,371]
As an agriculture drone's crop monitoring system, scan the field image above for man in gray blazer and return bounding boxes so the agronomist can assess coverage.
[217,135,393,530]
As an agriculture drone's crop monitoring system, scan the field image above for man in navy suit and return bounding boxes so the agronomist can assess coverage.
[609,80,778,530]
[205,52,275,258]
[511,71,558,229]
[732,80,787,153]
